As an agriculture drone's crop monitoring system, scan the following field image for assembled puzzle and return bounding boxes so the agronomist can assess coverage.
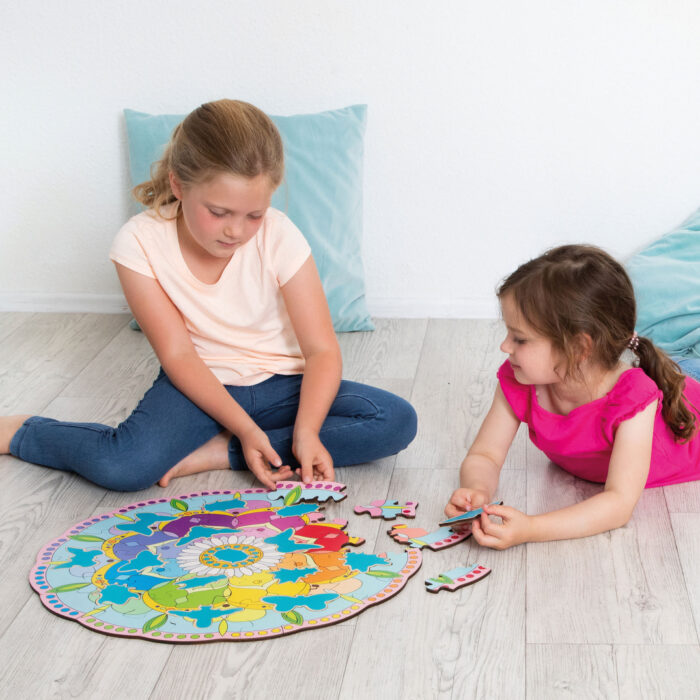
[30,482,422,642]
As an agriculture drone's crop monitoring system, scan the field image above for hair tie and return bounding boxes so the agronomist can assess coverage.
[628,332,639,351]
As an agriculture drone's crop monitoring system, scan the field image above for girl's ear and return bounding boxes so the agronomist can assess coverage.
[576,333,594,362]
[169,171,183,200]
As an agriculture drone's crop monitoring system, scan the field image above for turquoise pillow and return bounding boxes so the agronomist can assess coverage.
[627,205,700,358]
[123,105,374,332]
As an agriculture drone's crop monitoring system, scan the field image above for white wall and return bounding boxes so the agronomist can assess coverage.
[3,1,700,318]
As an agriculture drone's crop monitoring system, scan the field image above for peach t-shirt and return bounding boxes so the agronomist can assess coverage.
[110,203,311,386]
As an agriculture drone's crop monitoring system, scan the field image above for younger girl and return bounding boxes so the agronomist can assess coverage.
[445,244,700,549]
[1,99,417,491]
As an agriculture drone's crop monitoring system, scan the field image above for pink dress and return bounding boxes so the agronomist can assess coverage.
[498,360,700,488]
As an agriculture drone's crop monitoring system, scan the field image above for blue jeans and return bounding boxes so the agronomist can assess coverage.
[674,356,700,383]
[10,371,417,491]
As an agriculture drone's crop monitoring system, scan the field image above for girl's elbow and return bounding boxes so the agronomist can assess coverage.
[610,502,637,530]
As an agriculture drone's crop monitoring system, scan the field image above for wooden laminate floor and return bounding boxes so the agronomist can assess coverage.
[1,313,700,699]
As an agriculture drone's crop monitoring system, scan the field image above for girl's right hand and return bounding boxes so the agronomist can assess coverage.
[444,487,490,521]
[239,427,294,490]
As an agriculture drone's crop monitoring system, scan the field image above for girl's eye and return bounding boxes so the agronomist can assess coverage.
[248,214,263,221]
[209,210,225,218]
[514,338,526,345]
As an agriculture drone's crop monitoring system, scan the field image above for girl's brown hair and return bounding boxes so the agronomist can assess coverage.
[498,244,696,441]
[133,99,284,218]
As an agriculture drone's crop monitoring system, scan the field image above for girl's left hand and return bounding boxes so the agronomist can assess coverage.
[292,431,334,484]
[470,503,532,550]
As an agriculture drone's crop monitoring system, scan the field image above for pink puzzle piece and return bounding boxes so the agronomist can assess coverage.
[424,564,491,593]
[387,523,470,550]
[354,499,418,520]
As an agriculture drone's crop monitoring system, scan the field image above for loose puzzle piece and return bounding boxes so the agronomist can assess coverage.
[30,482,421,643]
[424,564,491,593]
[387,523,470,550]
[268,481,347,504]
[354,499,418,520]
[438,500,503,527]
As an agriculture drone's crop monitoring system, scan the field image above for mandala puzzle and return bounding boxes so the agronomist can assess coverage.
[30,482,422,642]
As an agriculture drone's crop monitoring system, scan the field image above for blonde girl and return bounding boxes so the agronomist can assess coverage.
[1,99,417,490]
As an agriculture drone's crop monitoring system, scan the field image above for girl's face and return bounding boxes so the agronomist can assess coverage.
[171,172,275,259]
[499,294,564,385]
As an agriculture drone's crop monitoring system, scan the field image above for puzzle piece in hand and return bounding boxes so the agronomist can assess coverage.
[424,564,491,593]
[268,481,347,504]
[354,499,417,520]
[438,500,503,527]
[387,523,470,550]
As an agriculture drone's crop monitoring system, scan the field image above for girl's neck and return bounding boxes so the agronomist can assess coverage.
[540,360,629,415]
[176,215,233,285]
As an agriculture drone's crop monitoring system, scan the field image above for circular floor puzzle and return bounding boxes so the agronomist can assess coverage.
[30,482,422,642]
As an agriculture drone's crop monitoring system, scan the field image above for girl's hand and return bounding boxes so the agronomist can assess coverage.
[239,427,294,490]
[470,503,532,550]
[293,430,334,484]
[444,487,490,520]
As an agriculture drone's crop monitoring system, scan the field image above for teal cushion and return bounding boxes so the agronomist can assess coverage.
[123,105,374,332]
[627,206,700,358]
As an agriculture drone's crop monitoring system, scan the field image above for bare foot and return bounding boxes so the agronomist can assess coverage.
[0,415,31,454]
[158,431,231,487]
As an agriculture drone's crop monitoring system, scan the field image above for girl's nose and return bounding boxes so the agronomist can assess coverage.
[224,220,243,238]
[500,337,511,354]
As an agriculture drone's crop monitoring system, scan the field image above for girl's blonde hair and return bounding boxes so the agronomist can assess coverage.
[498,244,696,441]
[133,99,284,217]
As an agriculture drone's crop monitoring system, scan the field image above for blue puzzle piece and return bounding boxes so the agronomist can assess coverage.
[438,501,503,527]
[262,593,338,612]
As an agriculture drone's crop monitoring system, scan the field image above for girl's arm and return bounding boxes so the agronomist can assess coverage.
[280,256,342,483]
[473,400,657,549]
[445,385,521,518]
[115,263,294,489]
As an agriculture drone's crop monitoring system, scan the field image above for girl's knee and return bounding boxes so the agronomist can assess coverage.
[88,453,165,492]
[385,396,418,449]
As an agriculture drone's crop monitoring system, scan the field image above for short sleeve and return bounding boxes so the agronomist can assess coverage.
[109,220,156,279]
[604,369,663,434]
[497,360,532,423]
[265,210,312,286]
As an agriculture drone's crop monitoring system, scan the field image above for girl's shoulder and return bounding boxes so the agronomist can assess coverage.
[255,208,311,280]
[602,367,662,427]
[119,204,177,236]
[497,360,531,421]
[110,204,179,278]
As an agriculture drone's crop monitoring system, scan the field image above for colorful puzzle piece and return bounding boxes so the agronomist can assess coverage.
[30,482,422,642]
[268,481,347,503]
[438,500,503,527]
[387,523,470,550]
[424,564,491,593]
[354,499,418,520]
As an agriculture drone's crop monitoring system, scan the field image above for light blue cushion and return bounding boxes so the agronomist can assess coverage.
[627,205,700,358]
[123,105,374,332]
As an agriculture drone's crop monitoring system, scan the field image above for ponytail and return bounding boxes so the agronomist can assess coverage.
[634,336,696,441]
[132,127,181,218]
